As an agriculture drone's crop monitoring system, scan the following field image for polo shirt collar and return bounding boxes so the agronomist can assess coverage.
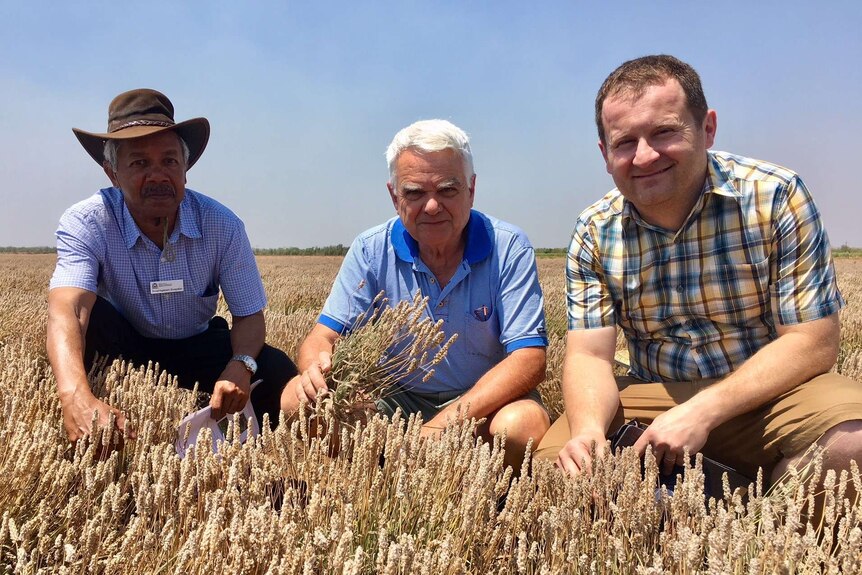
[119,188,200,248]
[391,209,493,265]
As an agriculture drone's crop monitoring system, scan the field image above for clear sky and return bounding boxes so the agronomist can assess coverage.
[2,1,860,249]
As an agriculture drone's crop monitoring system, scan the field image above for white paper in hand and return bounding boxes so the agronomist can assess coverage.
[175,380,262,458]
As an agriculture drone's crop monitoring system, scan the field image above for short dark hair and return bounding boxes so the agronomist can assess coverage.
[595,55,708,145]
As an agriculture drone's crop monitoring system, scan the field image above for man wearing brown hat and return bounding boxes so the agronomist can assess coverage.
[47,89,297,442]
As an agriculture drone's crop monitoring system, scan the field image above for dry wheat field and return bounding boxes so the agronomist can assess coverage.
[2,253,862,574]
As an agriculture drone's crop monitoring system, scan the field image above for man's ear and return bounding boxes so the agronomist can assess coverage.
[468,173,476,205]
[387,182,398,211]
[598,140,612,175]
[703,109,718,149]
[103,163,120,187]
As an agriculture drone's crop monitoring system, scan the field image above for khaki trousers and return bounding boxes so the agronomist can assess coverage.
[534,372,862,478]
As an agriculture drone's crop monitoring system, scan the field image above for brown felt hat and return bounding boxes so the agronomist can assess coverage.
[73,88,210,169]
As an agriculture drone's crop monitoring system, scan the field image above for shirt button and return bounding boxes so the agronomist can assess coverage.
[430,278,436,284]
[437,301,444,308]
[676,285,684,293]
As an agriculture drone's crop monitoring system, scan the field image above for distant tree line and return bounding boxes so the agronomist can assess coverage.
[833,244,862,258]
[534,248,568,257]
[254,245,349,256]
[0,246,56,254]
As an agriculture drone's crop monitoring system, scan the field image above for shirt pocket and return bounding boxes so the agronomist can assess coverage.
[700,257,770,324]
[463,312,503,358]
[621,276,667,336]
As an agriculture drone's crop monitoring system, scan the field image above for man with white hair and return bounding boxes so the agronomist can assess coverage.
[282,119,549,468]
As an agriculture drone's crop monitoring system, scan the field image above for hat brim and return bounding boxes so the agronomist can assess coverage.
[72,117,210,169]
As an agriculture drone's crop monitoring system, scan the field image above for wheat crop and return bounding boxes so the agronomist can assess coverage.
[1,254,861,574]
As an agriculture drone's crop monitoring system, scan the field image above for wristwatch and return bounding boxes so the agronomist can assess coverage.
[230,354,257,376]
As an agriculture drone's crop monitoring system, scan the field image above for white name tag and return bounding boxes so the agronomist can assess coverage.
[150,279,184,294]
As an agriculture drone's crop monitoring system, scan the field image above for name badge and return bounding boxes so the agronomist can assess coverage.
[150,279,184,294]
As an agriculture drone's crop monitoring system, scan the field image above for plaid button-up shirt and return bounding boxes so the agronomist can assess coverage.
[567,151,844,382]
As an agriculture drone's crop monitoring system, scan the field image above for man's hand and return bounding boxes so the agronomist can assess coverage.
[60,388,130,443]
[556,430,608,476]
[632,402,711,475]
[281,324,340,415]
[210,361,252,420]
[49,287,133,444]
[291,351,332,405]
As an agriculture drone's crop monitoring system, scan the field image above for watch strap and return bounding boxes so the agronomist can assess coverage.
[230,354,257,375]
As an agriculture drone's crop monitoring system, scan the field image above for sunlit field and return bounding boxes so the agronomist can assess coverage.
[2,254,862,573]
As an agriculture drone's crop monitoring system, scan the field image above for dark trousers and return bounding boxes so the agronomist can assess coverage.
[84,297,297,428]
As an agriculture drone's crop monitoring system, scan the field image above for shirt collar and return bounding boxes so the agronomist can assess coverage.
[118,188,200,248]
[620,151,741,230]
[391,209,493,265]
[704,150,743,200]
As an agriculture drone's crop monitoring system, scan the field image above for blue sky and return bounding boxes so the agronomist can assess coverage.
[2,1,860,248]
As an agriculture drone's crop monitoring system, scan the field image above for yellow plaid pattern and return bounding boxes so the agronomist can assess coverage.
[567,151,844,382]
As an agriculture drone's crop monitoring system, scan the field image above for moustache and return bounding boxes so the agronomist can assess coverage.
[142,183,175,196]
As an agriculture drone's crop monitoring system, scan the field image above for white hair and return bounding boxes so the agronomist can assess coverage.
[385,119,474,184]
[102,134,190,170]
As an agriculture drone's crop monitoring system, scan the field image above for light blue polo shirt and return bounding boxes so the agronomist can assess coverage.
[50,187,266,339]
[320,209,547,393]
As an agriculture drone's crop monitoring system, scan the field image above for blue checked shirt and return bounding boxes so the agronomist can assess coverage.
[567,151,844,382]
[50,187,267,339]
[321,210,548,393]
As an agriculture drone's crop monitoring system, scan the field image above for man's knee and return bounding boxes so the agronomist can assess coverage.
[489,399,550,445]
[819,420,862,461]
[774,419,862,483]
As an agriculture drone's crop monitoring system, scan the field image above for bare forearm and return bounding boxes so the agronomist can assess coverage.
[48,320,91,399]
[47,289,95,400]
[47,288,128,440]
[229,311,266,359]
[558,327,621,439]
[281,324,340,412]
[562,351,619,438]
[295,327,338,372]
[686,314,840,431]
[433,347,546,423]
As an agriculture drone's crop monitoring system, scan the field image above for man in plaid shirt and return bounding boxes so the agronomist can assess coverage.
[535,55,862,487]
